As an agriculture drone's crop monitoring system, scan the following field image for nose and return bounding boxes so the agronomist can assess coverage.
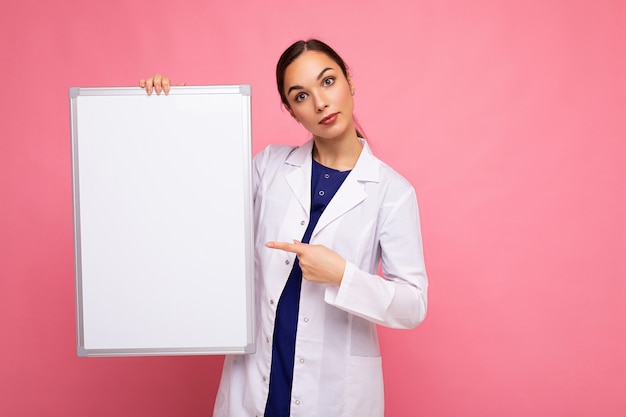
[313,91,328,113]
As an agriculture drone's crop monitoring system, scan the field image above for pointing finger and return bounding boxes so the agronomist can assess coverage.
[265,241,304,254]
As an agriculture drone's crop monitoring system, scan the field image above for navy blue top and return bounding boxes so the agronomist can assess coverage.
[264,158,351,417]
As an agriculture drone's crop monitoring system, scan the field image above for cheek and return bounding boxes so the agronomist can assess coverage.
[286,105,303,121]
[337,86,354,108]
[292,106,316,124]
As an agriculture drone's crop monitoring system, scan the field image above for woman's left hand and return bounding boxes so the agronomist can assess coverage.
[266,241,346,286]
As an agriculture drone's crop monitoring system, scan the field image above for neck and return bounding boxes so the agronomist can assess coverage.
[312,132,363,171]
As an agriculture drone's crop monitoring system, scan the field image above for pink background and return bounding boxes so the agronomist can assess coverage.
[1,0,624,416]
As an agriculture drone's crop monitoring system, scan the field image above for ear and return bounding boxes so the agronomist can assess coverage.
[348,73,355,96]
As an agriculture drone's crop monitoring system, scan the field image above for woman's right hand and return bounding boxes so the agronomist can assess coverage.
[139,74,180,95]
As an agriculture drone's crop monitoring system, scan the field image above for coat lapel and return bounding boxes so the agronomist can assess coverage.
[282,139,381,238]
[284,140,315,218]
[312,140,380,238]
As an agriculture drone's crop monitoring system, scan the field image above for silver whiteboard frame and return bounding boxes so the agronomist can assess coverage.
[70,86,255,357]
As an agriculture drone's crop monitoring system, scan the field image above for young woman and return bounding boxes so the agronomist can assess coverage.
[141,39,428,417]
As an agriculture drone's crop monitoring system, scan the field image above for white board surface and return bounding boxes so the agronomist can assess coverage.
[70,86,255,357]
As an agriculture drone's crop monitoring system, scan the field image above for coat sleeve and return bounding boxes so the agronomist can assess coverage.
[324,186,428,329]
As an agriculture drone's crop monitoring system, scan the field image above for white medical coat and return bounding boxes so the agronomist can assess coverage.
[213,139,428,417]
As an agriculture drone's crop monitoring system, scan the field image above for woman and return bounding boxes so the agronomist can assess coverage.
[141,39,428,417]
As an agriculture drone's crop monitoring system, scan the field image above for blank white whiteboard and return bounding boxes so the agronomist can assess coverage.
[70,86,255,357]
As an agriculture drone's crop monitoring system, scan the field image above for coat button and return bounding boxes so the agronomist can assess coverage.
[303,317,309,323]
[269,299,275,305]
[300,220,306,225]
[295,399,301,405]
[285,259,290,265]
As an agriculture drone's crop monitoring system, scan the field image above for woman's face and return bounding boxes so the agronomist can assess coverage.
[283,50,356,142]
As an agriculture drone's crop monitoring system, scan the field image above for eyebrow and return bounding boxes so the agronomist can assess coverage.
[287,67,334,96]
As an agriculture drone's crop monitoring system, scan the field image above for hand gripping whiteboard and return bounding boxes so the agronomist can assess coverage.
[70,86,255,357]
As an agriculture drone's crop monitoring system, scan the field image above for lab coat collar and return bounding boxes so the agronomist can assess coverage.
[285,138,380,182]
[285,138,380,237]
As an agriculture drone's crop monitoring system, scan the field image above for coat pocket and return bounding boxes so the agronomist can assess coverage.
[342,355,384,417]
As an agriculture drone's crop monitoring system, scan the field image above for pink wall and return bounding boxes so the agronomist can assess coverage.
[1,0,624,416]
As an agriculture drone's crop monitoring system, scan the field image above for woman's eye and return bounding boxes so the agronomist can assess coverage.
[295,93,307,102]
[323,77,335,86]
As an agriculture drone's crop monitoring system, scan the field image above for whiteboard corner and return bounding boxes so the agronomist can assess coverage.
[69,87,80,98]
[240,84,251,96]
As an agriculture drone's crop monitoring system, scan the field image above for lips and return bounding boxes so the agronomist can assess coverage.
[319,112,339,125]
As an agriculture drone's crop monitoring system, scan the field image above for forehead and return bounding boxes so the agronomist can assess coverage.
[283,51,340,85]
